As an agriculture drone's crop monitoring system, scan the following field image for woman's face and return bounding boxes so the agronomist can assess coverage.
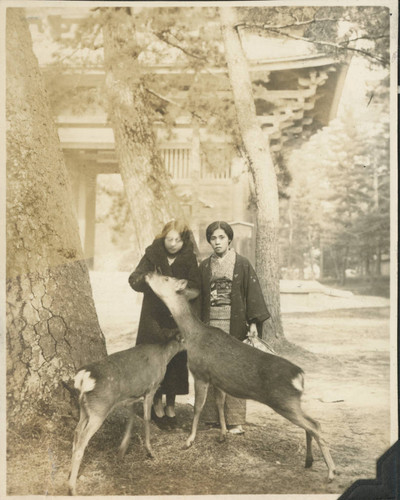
[209,228,230,257]
[164,230,183,255]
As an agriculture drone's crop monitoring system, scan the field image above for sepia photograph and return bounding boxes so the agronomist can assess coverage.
[1,0,398,498]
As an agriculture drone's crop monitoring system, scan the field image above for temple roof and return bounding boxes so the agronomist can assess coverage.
[26,9,349,156]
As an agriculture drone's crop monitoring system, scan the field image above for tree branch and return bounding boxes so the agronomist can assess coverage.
[57,47,81,64]
[145,88,207,124]
[153,30,208,61]
[88,23,102,51]
[54,21,103,63]
[236,17,337,31]
[242,25,389,67]
[347,34,389,43]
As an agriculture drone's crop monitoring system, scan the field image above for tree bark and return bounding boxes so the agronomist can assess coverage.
[319,239,324,280]
[331,248,341,281]
[376,238,382,276]
[307,230,315,280]
[220,6,284,340]
[102,10,185,256]
[287,198,293,272]
[365,250,371,276]
[340,246,349,285]
[6,8,107,427]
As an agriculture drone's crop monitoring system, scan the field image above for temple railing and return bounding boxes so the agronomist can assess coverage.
[160,146,232,181]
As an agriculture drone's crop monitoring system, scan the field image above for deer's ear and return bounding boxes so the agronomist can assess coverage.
[175,279,188,291]
[184,288,200,301]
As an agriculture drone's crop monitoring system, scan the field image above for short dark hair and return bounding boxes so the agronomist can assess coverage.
[206,221,234,243]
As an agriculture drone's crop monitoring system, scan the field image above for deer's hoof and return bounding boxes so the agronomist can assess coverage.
[327,470,336,482]
[217,434,227,443]
[305,458,313,468]
[146,448,155,459]
[68,486,76,496]
[183,440,193,450]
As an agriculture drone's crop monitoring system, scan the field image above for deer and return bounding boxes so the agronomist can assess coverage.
[68,335,184,495]
[145,272,336,482]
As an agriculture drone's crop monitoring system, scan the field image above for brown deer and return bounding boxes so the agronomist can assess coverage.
[145,272,336,481]
[68,336,184,495]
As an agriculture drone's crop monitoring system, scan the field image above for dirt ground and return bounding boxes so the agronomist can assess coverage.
[6,298,392,497]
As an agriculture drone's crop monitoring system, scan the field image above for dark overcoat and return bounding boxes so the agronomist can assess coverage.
[129,238,200,395]
[199,253,270,341]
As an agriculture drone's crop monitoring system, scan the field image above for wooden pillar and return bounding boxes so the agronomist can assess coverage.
[190,122,201,245]
[231,157,246,221]
[319,239,324,280]
[84,169,97,269]
[328,61,351,121]
[73,162,97,270]
[76,166,87,248]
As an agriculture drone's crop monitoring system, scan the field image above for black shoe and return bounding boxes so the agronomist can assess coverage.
[151,407,168,429]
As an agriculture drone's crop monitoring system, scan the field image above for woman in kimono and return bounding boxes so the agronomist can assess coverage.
[199,221,270,434]
[129,220,200,428]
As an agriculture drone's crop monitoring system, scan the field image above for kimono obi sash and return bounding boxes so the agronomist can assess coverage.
[210,277,232,307]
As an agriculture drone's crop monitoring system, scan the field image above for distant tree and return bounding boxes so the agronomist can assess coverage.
[280,181,321,280]
[287,103,390,283]
[6,8,107,427]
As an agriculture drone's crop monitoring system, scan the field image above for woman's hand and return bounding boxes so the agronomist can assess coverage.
[248,323,258,338]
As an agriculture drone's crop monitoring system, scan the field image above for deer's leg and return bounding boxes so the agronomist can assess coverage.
[303,413,336,480]
[214,387,228,442]
[68,411,105,495]
[184,377,209,449]
[142,390,157,458]
[118,401,138,459]
[68,406,89,495]
[71,405,88,454]
[276,403,336,482]
[305,431,313,468]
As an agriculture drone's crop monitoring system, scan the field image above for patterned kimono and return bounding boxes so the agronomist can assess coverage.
[199,249,270,425]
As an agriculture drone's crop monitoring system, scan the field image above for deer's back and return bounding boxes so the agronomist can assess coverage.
[186,326,304,405]
[77,344,170,402]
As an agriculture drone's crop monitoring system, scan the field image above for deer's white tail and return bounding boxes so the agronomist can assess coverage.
[291,372,304,392]
[74,369,96,395]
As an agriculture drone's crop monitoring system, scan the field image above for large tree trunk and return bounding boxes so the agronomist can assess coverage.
[6,8,107,427]
[287,198,294,272]
[102,9,185,256]
[340,245,349,285]
[375,238,382,276]
[319,239,324,280]
[220,6,284,340]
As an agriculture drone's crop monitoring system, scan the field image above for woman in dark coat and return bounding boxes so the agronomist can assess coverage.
[129,220,200,427]
[199,221,270,434]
